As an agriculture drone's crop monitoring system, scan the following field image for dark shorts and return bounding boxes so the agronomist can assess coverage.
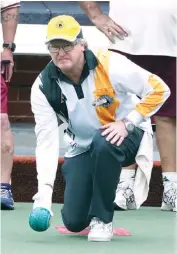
[0,75,8,114]
[110,50,176,117]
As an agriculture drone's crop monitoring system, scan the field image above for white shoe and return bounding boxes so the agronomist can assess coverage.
[161,179,177,212]
[88,217,113,242]
[114,180,136,210]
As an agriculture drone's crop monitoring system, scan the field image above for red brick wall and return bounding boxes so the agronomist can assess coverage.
[9,55,50,122]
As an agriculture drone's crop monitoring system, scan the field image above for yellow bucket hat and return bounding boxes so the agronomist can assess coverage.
[46,15,82,43]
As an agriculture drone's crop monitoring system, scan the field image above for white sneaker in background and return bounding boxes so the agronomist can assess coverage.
[114,179,136,210]
[161,177,177,212]
[88,217,113,242]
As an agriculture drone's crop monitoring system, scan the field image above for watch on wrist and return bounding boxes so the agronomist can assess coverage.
[122,118,135,133]
[3,43,16,52]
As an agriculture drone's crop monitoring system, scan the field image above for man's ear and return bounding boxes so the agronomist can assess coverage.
[81,45,86,52]
[81,42,88,52]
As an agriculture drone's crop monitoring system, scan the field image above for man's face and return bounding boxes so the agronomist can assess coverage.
[48,40,85,72]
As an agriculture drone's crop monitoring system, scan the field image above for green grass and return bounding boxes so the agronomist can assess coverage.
[1,203,176,254]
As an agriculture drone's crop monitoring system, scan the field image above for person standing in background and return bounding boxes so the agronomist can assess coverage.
[1,0,21,210]
[80,0,177,211]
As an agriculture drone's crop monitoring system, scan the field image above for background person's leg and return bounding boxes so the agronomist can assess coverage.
[155,116,176,174]
[109,51,153,210]
[1,115,14,183]
[61,151,93,232]
[153,56,176,211]
[0,75,14,210]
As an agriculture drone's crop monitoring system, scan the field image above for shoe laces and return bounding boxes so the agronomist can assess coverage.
[90,218,112,232]
[163,182,177,207]
[116,180,135,204]
[0,188,11,199]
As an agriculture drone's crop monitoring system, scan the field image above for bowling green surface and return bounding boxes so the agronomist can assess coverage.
[1,203,176,254]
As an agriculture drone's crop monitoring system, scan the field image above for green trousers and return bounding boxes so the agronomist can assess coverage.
[61,128,144,232]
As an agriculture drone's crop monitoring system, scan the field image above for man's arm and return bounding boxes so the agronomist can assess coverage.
[79,1,127,42]
[31,77,60,211]
[1,2,20,82]
[100,52,170,146]
[79,1,103,22]
[109,53,171,126]
[1,4,20,43]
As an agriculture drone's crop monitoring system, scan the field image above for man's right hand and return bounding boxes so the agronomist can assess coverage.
[92,14,128,43]
[32,184,53,216]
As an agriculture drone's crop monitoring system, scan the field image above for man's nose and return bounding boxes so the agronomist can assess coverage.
[58,48,66,56]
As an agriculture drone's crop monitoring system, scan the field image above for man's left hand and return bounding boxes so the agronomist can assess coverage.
[100,121,128,146]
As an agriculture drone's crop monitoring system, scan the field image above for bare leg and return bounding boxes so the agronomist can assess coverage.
[154,116,176,173]
[0,114,14,210]
[155,116,177,212]
[1,114,14,183]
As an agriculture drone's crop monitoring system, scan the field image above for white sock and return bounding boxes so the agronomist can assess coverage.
[120,169,135,181]
[162,172,177,183]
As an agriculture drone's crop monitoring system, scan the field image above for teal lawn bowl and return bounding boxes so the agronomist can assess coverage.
[29,207,52,232]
